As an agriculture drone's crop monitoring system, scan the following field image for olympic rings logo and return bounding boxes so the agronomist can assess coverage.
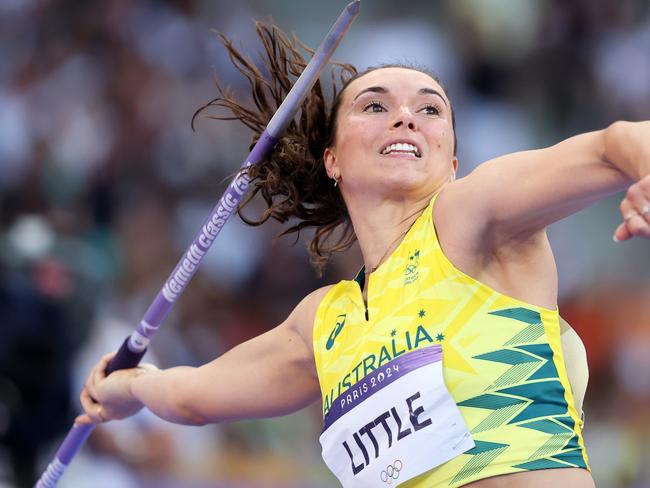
[380,460,403,484]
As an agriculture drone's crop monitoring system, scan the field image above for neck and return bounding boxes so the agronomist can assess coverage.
[346,192,433,275]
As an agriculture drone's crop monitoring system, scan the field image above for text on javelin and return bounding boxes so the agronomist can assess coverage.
[162,168,250,302]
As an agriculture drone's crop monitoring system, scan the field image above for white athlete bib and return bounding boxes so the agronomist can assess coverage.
[319,345,474,487]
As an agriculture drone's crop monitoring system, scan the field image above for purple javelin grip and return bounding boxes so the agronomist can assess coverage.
[35,1,361,486]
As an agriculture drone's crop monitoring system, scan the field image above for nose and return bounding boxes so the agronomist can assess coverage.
[392,107,416,130]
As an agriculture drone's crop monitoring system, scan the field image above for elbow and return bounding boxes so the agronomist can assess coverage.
[602,121,625,163]
[131,366,218,426]
[175,407,212,426]
[168,391,216,426]
[161,375,217,426]
[602,121,637,181]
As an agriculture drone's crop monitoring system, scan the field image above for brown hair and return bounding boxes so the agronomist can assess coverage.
[193,22,456,275]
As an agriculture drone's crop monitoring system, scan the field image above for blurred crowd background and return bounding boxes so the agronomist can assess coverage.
[1,0,650,487]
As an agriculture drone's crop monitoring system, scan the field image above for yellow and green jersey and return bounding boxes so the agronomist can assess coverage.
[313,194,588,487]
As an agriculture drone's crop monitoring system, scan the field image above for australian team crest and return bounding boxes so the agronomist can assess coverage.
[404,249,420,285]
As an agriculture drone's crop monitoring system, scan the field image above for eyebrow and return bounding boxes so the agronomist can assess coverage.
[352,86,448,106]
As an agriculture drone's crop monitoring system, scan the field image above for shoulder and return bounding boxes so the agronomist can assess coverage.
[432,179,491,271]
[292,285,336,321]
[432,176,551,269]
[286,285,336,355]
[433,168,553,252]
[433,178,559,308]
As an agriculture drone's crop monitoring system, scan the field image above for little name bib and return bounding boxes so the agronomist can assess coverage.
[319,345,474,487]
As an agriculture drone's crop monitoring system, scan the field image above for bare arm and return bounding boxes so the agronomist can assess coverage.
[441,121,650,246]
[77,288,329,426]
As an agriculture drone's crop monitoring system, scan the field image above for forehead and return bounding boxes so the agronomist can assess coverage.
[343,67,448,103]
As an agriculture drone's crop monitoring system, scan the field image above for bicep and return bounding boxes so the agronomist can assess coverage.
[453,129,630,242]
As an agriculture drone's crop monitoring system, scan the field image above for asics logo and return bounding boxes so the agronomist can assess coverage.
[326,314,347,350]
[380,460,403,484]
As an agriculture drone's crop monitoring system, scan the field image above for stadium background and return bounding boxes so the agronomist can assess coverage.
[1,0,650,486]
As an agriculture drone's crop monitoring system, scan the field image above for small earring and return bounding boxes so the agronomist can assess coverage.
[333,174,339,187]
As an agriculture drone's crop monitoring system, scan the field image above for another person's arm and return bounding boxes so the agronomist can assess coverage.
[76,288,329,426]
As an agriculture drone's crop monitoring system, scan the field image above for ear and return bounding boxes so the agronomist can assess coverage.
[450,157,459,181]
[324,147,338,179]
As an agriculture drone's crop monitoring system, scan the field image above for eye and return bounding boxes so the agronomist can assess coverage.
[419,103,441,116]
[362,100,387,113]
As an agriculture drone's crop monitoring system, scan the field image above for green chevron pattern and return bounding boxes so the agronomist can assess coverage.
[488,307,541,324]
[450,441,509,486]
[490,307,546,346]
[474,348,543,390]
[451,307,587,482]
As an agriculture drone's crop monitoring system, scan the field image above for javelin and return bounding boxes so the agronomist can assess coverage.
[35,2,360,486]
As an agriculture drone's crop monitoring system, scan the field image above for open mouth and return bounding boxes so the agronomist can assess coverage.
[380,142,421,158]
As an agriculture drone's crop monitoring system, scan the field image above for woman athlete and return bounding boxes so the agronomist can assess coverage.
[76,24,649,487]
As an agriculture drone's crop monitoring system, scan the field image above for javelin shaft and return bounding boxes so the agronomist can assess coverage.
[35,2,360,487]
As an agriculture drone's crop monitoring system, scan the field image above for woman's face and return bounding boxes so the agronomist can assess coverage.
[325,67,457,200]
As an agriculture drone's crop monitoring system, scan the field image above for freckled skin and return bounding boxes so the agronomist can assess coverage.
[324,68,458,203]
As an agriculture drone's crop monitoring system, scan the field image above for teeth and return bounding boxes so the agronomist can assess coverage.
[381,143,420,157]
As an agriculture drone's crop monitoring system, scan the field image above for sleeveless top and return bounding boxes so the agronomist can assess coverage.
[313,194,589,487]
